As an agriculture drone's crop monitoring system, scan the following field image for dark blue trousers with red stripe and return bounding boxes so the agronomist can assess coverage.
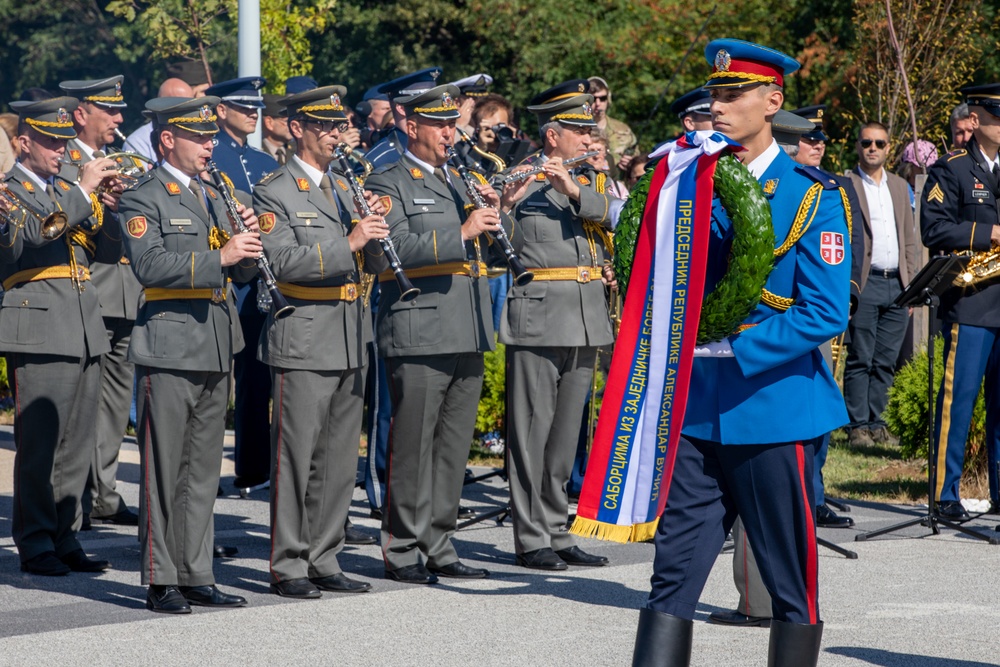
[648,435,820,625]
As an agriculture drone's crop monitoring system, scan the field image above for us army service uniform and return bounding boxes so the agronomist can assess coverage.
[253,157,386,584]
[366,153,504,571]
[501,154,616,555]
[118,165,256,586]
[1,163,114,564]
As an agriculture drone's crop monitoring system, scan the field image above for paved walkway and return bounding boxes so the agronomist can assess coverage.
[0,427,998,666]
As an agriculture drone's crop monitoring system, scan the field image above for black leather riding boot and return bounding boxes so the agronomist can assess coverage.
[631,607,693,667]
[767,619,824,667]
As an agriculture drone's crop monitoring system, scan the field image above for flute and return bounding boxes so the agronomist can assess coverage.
[489,151,600,187]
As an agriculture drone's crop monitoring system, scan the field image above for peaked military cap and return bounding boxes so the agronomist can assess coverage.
[362,84,389,103]
[280,85,349,122]
[527,80,595,128]
[205,76,266,109]
[10,97,79,139]
[399,84,461,120]
[791,104,828,141]
[704,39,800,89]
[962,83,1000,118]
[166,61,210,86]
[285,75,318,96]
[262,94,284,118]
[143,96,221,135]
[670,87,712,118]
[377,67,443,100]
[451,73,493,97]
[772,110,816,147]
[59,76,127,109]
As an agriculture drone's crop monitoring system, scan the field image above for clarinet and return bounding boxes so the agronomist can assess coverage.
[205,161,295,319]
[445,146,533,287]
[333,144,420,302]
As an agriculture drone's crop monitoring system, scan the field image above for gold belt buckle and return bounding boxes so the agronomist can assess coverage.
[346,284,358,301]
[469,261,482,279]
[577,266,592,283]
[211,287,226,303]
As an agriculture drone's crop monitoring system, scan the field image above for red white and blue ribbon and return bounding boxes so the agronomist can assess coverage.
[571,131,737,542]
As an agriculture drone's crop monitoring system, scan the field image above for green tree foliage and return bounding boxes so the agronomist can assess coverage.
[476,343,506,436]
[884,336,986,477]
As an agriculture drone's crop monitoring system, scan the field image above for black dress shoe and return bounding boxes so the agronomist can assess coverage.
[213,544,239,559]
[384,564,438,584]
[311,572,372,592]
[270,578,321,599]
[91,509,139,526]
[146,585,191,614]
[59,549,112,572]
[706,609,771,627]
[936,500,971,521]
[369,508,383,521]
[428,561,489,579]
[816,503,855,528]
[986,501,1000,515]
[20,551,70,576]
[555,545,609,567]
[344,523,376,545]
[516,547,568,571]
[178,585,247,608]
[457,505,476,520]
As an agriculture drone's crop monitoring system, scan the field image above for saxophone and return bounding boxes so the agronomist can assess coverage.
[953,248,1000,286]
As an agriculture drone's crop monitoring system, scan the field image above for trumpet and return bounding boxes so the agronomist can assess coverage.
[445,146,533,287]
[0,186,68,240]
[489,151,600,187]
[206,161,295,320]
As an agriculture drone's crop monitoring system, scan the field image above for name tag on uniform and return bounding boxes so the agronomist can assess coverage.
[295,212,318,218]
[523,199,549,208]
[413,198,436,205]
[168,218,192,226]
[973,190,990,199]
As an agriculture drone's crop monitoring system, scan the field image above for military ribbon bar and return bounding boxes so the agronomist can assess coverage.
[571,132,732,542]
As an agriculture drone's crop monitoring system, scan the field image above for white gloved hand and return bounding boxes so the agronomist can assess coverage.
[693,339,734,358]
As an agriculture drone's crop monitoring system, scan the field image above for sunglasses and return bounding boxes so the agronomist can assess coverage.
[592,94,609,102]
[859,139,888,149]
[306,120,349,134]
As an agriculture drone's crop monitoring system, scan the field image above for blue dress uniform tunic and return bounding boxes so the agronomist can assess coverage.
[648,147,850,625]
[920,136,1000,505]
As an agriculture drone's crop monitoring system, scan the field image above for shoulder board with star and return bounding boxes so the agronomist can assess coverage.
[946,149,967,162]
[796,165,841,190]
[256,169,284,187]
[124,170,156,192]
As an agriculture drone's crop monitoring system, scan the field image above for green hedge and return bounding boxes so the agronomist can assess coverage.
[883,336,986,476]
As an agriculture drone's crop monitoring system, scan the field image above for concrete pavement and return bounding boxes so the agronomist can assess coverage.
[0,426,998,666]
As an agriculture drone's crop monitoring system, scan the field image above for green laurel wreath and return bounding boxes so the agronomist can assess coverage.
[614,152,775,344]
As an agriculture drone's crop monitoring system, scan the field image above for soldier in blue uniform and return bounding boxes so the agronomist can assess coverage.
[204,77,280,493]
[365,68,443,170]
[632,40,850,667]
[921,83,1000,520]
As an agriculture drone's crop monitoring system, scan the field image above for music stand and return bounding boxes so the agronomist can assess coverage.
[855,254,1000,544]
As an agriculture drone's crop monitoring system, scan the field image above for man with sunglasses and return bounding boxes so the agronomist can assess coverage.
[252,85,389,599]
[844,122,917,449]
[58,76,142,531]
[119,96,262,613]
[588,76,637,176]
[205,77,280,495]
[922,84,1000,520]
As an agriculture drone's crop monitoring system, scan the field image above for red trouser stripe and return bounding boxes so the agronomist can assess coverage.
[795,441,819,624]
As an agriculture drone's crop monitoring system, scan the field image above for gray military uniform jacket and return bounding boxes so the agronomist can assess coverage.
[59,139,143,320]
[365,154,507,358]
[118,166,257,372]
[500,156,616,347]
[253,159,387,370]
[0,165,114,358]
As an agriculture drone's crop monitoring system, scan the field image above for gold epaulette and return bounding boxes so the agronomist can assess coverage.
[774,183,823,258]
[947,150,967,162]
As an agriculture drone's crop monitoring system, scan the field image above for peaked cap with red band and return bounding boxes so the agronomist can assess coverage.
[703,39,800,89]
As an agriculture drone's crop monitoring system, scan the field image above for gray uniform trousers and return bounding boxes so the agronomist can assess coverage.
[507,345,598,554]
[269,365,365,583]
[136,366,228,586]
[732,517,773,617]
[381,353,484,571]
[84,316,134,517]
[10,353,101,561]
